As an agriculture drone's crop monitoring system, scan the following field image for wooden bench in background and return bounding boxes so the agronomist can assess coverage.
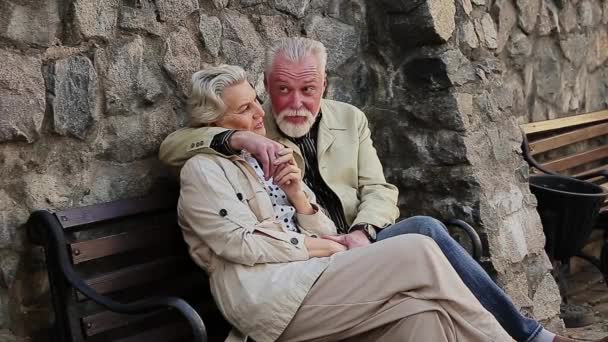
[27,184,230,342]
[521,109,608,278]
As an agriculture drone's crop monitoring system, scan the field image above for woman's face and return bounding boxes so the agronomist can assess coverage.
[215,81,266,136]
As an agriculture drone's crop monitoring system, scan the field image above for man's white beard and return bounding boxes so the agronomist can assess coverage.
[275,108,316,138]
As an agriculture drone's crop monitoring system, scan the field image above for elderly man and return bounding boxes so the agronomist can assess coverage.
[160,38,601,342]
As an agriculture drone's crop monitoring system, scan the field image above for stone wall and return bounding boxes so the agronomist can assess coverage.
[3,0,606,339]
[502,0,608,122]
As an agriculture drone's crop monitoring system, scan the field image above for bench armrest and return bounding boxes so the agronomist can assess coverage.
[443,219,483,261]
[27,210,208,342]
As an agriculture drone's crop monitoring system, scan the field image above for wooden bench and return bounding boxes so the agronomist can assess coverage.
[27,183,230,342]
[521,109,608,277]
[27,178,487,342]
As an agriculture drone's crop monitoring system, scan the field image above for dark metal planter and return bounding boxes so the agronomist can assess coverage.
[529,174,607,263]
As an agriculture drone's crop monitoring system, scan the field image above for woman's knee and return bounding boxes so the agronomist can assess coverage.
[382,234,442,260]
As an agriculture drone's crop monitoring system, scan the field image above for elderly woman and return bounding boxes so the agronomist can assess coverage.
[177,65,512,342]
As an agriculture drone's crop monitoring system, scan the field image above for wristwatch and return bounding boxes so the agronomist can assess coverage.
[352,223,377,242]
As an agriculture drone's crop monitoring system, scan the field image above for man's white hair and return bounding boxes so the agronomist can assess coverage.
[265,37,327,74]
[188,64,248,127]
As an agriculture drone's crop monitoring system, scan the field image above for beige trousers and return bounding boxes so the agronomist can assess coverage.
[278,235,513,342]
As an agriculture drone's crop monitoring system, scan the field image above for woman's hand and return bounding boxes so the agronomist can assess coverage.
[273,149,315,215]
[304,236,347,257]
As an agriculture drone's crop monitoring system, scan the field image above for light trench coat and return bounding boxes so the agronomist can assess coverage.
[178,152,337,342]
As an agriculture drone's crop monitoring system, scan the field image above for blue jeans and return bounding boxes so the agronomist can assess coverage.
[376,216,543,342]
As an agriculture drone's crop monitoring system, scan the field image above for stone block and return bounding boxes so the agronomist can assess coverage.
[403,49,476,91]
[119,0,163,36]
[82,160,160,204]
[155,0,198,26]
[222,39,263,76]
[199,13,222,57]
[305,16,359,71]
[532,272,562,321]
[499,213,529,263]
[241,0,265,7]
[604,0,608,24]
[474,13,498,49]
[0,250,19,289]
[0,0,61,46]
[587,27,608,71]
[95,36,167,116]
[578,0,602,27]
[51,56,98,140]
[163,27,201,95]
[327,0,366,26]
[507,29,532,70]
[98,104,178,163]
[560,33,587,68]
[73,0,119,40]
[534,41,562,103]
[0,49,45,143]
[213,0,229,8]
[273,0,310,18]
[584,69,608,112]
[441,50,477,86]
[492,0,517,52]
[461,0,473,15]
[460,20,479,49]
[516,0,540,33]
[559,1,578,33]
[538,0,559,35]
[400,94,467,131]
[222,10,263,56]
[385,0,455,48]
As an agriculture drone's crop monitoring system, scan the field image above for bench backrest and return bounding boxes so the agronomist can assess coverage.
[521,109,608,211]
[40,187,229,342]
[522,110,608,179]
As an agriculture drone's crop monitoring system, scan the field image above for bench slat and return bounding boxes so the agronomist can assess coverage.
[542,145,608,172]
[77,272,205,302]
[82,301,216,337]
[529,122,608,155]
[69,225,180,264]
[114,322,189,342]
[82,308,172,337]
[81,256,189,298]
[521,110,608,134]
[55,192,178,229]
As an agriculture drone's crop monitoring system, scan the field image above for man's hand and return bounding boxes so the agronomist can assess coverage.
[230,131,285,179]
[322,230,371,250]
[304,237,347,257]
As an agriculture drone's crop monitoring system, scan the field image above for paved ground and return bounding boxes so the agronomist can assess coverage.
[563,258,608,340]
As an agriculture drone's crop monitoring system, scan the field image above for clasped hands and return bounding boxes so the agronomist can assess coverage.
[230,131,370,257]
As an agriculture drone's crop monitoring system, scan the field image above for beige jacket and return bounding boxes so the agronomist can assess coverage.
[178,153,337,342]
[162,99,399,229]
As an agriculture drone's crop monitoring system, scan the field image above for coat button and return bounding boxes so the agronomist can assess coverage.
[219,209,227,217]
[290,238,299,245]
[236,193,243,200]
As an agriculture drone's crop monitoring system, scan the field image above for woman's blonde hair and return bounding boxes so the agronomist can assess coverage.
[188,64,248,127]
